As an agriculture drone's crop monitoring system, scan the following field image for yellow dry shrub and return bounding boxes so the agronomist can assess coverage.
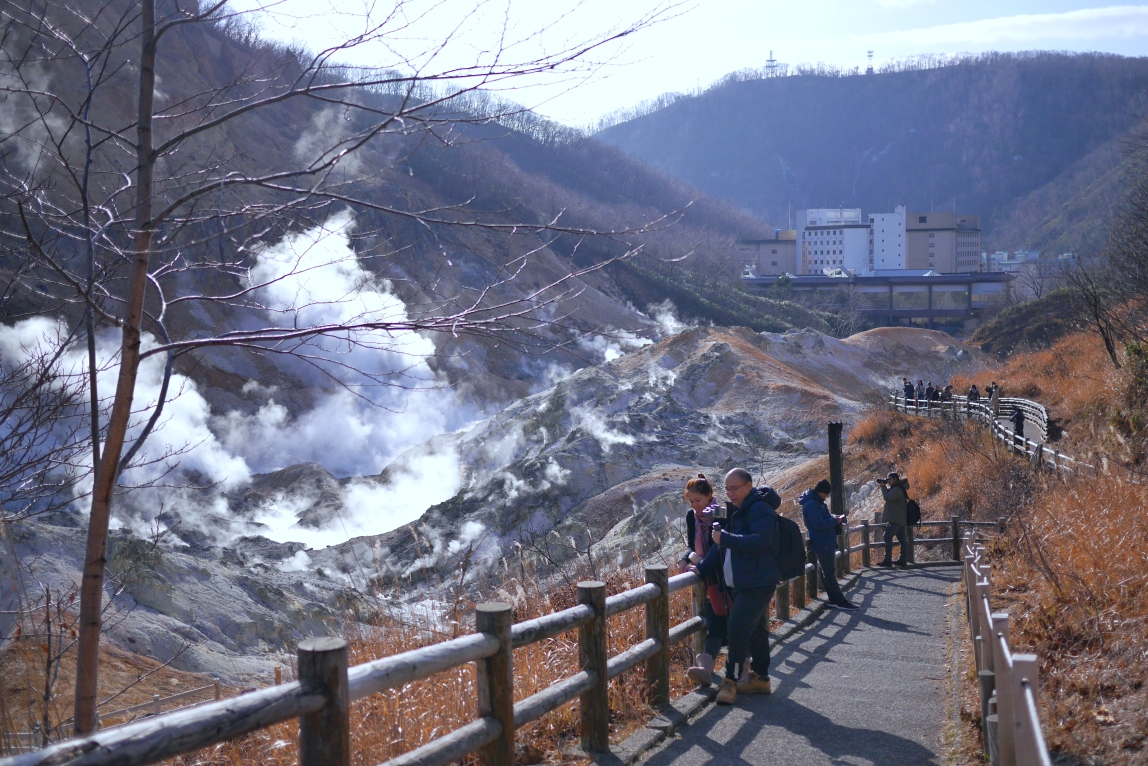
[906,441,947,497]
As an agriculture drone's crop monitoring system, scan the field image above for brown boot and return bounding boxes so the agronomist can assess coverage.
[716,677,737,705]
[686,653,715,686]
[736,671,772,695]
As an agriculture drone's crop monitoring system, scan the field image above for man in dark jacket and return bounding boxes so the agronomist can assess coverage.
[903,378,914,403]
[877,472,911,567]
[1009,408,1026,439]
[800,480,858,610]
[694,468,781,705]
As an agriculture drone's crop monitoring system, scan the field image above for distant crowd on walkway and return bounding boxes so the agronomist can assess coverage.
[676,466,917,707]
[900,378,1027,436]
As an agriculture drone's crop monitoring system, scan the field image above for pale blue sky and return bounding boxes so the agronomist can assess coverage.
[236,1,1148,126]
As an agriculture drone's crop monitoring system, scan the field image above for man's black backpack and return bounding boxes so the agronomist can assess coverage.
[774,515,806,580]
[906,498,922,528]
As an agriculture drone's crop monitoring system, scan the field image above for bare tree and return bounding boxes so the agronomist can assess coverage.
[0,0,673,733]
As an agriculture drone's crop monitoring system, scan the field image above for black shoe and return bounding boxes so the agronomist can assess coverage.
[836,602,860,611]
[894,560,909,568]
[877,561,893,568]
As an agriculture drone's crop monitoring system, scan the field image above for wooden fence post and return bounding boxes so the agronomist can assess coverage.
[828,421,845,578]
[792,570,805,610]
[644,566,670,709]
[861,521,871,568]
[297,637,350,766]
[691,576,707,657]
[951,516,961,562]
[905,525,916,564]
[991,613,1015,766]
[806,542,819,596]
[476,602,514,766]
[987,696,1001,766]
[775,580,790,620]
[577,581,609,755]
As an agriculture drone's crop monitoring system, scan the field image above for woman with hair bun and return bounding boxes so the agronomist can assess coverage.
[679,474,731,686]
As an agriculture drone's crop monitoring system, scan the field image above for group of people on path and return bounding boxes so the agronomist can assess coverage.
[905,379,1026,436]
[677,467,911,707]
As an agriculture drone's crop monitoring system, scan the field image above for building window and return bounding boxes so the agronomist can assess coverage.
[929,233,935,238]
[919,216,927,223]
[771,261,778,266]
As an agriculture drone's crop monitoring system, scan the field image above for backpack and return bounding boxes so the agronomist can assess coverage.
[774,515,806,580]
[905,498,922,528]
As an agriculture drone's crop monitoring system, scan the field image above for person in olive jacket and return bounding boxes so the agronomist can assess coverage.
[877,471,911,567]
[800,480,858,610]
[692,468,781,706]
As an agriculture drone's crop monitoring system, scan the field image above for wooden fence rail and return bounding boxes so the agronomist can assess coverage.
[963,536,1053,766]
[2,513,1000,766]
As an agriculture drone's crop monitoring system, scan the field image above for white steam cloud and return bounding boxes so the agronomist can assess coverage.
[0,212,476,549]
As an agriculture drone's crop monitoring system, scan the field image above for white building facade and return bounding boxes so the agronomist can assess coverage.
[797,208,870,275]
[868,205,906,272]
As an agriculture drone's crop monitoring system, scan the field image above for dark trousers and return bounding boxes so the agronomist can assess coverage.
[725,585,775,680]
[883,522,908,564]
[701,600,727,657]
[814,547,849,605]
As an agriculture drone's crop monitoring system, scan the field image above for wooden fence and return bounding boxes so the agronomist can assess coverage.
[1,507,1004,766]
[963,536,1053,766]
[888,393,1090,473]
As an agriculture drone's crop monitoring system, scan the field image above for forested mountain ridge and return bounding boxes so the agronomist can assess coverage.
[596,52,1148,254]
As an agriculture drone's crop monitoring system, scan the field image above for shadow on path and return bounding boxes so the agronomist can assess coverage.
[640,568,959,766]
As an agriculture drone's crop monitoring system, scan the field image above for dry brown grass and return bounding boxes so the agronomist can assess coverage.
[1,563,704,765]
[854,330,1148,764]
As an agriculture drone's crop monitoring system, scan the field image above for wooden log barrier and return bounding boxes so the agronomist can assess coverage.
[476,603,514,766]
[644,565,670,709]
[577,581,609,754]
[298,637,351,766]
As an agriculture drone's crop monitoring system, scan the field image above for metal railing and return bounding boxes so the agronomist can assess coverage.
[963,538,1053,766]
[889,393,1091,473]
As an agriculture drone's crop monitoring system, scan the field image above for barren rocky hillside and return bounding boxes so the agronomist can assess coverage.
[4,326,985,681]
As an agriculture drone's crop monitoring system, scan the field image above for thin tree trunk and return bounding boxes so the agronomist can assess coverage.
[73,0,156,734]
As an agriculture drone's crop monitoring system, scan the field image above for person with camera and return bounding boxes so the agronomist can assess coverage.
[800,479,858,610]
[690,468,781,706]
[877,471,911,568]
[679,474,731,687]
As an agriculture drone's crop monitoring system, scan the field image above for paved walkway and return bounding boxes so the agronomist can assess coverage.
[641,567,961,766]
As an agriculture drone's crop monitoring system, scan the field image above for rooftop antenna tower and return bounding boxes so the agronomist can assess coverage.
[766,50,779,78]
[866,50,874,75]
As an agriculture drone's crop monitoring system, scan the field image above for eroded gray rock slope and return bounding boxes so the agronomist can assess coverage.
[3,326,983,681]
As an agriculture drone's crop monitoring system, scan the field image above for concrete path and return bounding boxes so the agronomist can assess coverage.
[640,567,961,766]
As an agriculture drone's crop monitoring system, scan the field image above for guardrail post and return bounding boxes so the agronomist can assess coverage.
[905,525,916,564]
[951,516,961,562]
[861,521,870,568]
[691,576,707,657]
[644,566,670,709]
[298,637,350,766]
[792,570,805,610]
[979,669,996,757]
[213,678,221,701]
[577,580,609,755]
[1012,654,1039,764]
[152,694,161,717]
[775,579,790,620]
[991,613,1015,766]
[806,542,819,596]
[987,695,1001,766]
[476,602,514,766]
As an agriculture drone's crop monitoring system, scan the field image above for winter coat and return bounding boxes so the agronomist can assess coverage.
[903,382,914,400]
[697,487,781,591]
[880,479,911,527]
[683,502,730,608]
[800,489,838,555]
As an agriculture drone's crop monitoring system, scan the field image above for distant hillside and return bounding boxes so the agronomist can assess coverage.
[967,289,1085,357]
[597,52,1148,256]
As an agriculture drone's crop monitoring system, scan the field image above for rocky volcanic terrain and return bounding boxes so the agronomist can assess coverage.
[2,325,983,681]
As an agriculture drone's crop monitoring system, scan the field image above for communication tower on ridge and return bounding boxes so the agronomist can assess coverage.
[766,51,779,78]
[866,51,874,75]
